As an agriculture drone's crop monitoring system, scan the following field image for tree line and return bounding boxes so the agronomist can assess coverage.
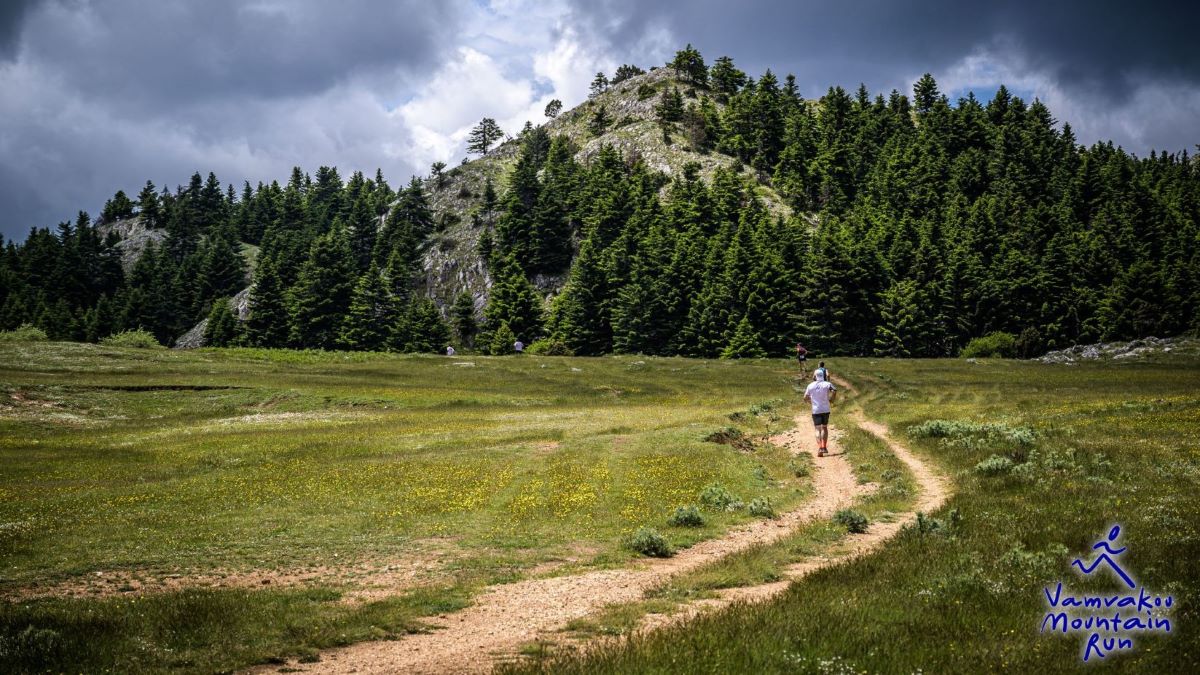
[2,45,1197,357]
[0,168,456,351]
[475,49,1198,357]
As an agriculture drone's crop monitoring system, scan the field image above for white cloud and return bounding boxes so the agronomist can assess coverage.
[397,4,632,172]
[398,47,534,167]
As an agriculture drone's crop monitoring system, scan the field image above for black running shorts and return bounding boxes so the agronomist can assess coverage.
[812,412,830,426]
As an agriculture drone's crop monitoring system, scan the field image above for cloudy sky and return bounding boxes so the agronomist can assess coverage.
[1,0,1196,240]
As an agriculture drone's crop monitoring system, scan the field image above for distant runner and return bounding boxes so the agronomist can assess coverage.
[804,370,837,457]
[446,346,456,356]
[795,342,809,376]
[815,360,829,383]
[513,339,524,354]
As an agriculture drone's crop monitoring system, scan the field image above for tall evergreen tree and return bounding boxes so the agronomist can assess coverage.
[204,298,238,347]
[483,253,543,345]
[287,224,356,349]
[451,290,478,348]
[338,264,394,351]
[467,118,504,155]
[137,180,161,228]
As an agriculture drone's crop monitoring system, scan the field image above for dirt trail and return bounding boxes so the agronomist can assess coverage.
[261,394,950,674]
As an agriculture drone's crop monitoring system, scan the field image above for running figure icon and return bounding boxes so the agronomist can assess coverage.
[1071,525,1136,589]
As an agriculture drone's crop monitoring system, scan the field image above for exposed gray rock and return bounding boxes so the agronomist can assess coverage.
[1035,336,1182,364]
[174,286,252,349]
[96,216,167,272]
[417,66,795,319]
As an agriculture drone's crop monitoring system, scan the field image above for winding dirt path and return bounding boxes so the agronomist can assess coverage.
[258,389,951,674]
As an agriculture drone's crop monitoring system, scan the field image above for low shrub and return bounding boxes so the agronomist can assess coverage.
[667,505,705,527]
[627,527,672,557]
[101,329,164,349]
[960,332,1016,358]
[748,497,776,519]
[788,459,810,478]
[974,454,1015,476]
[1001,543,1069,585]
[525,339,574,356]
[0,324,48,342]
[698,483,739,510]
[834,509,869,534]
[908,419,1037,447]
[914,509,962,536]
[0,625,64,670]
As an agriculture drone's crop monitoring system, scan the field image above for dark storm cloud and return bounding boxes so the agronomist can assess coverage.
[2,0,1197,242]
[0,0,38,59]
[572,0,1200,100]
[0,0,470,240]
[18,0,461,110]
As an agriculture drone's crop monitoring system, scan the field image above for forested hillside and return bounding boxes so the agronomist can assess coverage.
[2,45,1197,357]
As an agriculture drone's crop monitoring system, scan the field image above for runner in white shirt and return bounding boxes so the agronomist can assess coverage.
[803,371,837,456]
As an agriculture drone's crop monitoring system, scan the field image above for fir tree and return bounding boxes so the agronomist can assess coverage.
[589,72,609,98]
[467,118,504,155]
[204,298,238,347]
[488,320,516,355]
[136,180,161,228]
[612,64,645,84]
[671,44,708,85]
[287,224,356,349]
[451,290,478,347]
[549,239,610,355]
[430,161,448,189]
[338,264,393,351]
[346,193,378,272]
[199,230,246,304]
[405,297,452,353]
[483,254,543,344]
[913,73,940,114]
[721,314,767,358]
[102,190,135,222]
[656,87,684,123]
[710,56,747,96]
[588,105,611,137]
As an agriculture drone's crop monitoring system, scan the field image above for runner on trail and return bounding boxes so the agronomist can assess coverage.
[804,370,837,456]
[795,342,809,376]
[513,339,524,354]
[446,345,456,356]
[815,361,829,383]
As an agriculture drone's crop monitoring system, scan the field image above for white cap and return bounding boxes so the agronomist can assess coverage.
[814,371,825,381]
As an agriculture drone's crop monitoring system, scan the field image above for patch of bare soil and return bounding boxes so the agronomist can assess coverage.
[2,549,455,604]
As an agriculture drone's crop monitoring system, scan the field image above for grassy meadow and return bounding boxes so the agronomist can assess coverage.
[0,342,809,672]
[513,349,1200,674]
[3,341,1199,673]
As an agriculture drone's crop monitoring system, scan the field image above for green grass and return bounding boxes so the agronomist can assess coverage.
[565,415,916,628]
[0,584,470,674]
[0,342,810,672]
[505,354,1200,674]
